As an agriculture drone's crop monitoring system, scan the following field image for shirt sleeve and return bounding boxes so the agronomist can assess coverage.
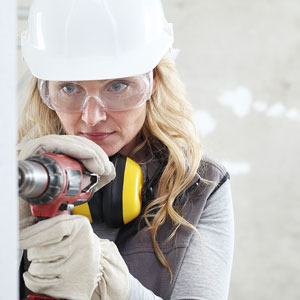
[129,274,164,300]
[170,179,234,300]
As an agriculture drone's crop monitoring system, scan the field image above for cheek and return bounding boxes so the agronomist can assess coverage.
[119,107,146,136]
[55,112,81,134]
[112,106,146,155]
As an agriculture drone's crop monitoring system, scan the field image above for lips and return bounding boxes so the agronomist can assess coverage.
[80,132,114,142]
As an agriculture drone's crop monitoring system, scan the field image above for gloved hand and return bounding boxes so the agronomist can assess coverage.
[18,134,116,228]
[20,214,131,300]
[18,134,115,190]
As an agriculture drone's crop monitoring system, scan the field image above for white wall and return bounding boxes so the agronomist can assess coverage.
[0,0,18,298]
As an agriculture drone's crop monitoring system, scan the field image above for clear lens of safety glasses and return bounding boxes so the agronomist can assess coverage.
[38,71,153,113]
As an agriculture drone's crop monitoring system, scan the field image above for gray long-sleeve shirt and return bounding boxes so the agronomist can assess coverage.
[92,179,234,300]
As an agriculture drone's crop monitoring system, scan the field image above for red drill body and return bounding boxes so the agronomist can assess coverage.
[18,153,99,218]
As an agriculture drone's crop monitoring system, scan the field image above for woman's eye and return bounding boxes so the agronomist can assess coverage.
[61,84,78,94]
[109,82,129,93]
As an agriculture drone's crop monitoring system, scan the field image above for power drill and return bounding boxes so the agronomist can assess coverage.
[18,152,143,223]
[19,152,143,300]
[18,152,100,219]
[19,152,101,300]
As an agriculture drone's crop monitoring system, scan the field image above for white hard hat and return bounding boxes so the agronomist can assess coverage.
[21,0,174,81]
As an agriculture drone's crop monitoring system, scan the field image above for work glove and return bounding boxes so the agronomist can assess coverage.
[18,134,116,228]
[20,214,131,300]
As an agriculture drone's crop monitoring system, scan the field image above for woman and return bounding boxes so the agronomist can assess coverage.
[18,0,234,299]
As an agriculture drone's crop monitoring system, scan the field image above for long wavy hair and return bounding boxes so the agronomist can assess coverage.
[18,56,202,279]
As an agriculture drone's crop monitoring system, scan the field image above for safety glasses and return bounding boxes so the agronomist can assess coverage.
[38,71,153,113]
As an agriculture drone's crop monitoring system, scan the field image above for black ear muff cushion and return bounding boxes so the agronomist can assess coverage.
[102,154,125,227]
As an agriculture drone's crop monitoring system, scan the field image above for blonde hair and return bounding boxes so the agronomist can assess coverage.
[18,77,64,142]
[132,56,202,279]
[18,56,202,280]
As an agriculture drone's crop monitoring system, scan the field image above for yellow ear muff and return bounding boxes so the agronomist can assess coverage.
[122,156,143,224]
[72,154,143,227]
[72,202,92,222]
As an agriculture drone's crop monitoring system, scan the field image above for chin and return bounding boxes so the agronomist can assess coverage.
[96,143,121,157]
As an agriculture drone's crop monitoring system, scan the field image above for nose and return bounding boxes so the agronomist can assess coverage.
[81,96,107,126]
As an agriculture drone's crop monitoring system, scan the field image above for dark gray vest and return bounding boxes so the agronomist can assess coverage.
[116,156,229,300]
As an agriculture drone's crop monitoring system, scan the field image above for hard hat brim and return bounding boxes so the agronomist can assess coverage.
[22,29,174,81]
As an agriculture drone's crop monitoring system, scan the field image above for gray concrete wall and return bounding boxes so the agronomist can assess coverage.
[17,1,300,299]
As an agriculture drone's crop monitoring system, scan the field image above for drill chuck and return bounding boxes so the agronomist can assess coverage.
[18,160,49,199]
